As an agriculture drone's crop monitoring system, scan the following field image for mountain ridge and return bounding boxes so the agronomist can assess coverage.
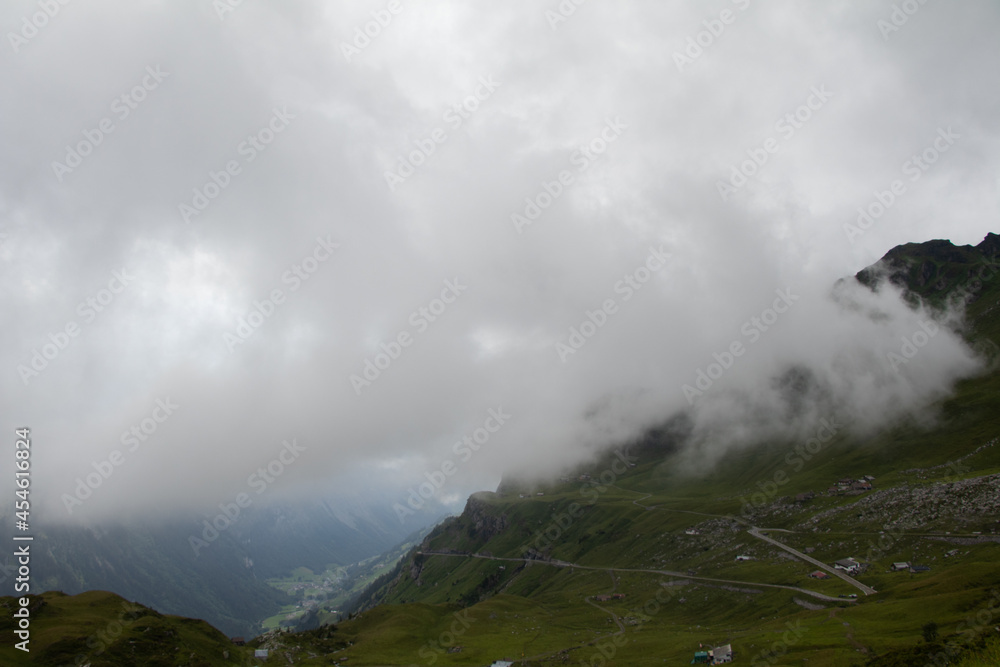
[4,232,999,665]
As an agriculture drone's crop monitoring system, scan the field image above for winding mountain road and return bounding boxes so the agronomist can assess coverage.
[418,550,854,603]
[619,486,876,596]
[748,527,876,595]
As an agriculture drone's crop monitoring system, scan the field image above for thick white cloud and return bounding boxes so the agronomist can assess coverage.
[1,0,997,521]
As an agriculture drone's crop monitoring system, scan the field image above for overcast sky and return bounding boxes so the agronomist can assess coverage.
[2,0,998,523]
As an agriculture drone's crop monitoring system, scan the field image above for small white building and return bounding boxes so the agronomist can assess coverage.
[491,661,514,667]
[891,561,910,571]
[254,649,269,658]
[735,555,751,561]
[712,643,733,663]
[834,558,861,574]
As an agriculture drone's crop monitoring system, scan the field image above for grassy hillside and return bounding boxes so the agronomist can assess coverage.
[0,590,253,667]
[8,233,998,665]
[253,233,997,666]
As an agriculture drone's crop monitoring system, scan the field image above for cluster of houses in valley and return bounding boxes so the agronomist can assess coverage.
[826,475,875,496]
[805,555,931,578]
[691,643,733,664]
[829,556,929,575]
[809,558,864,578]
[790,475,875,504]
[594,593,626,602]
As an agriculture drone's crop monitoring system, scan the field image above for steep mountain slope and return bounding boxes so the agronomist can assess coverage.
[282,233,1000,666]
[1,499,440,638]
[5,233,998,665]
[856,232,1000,343]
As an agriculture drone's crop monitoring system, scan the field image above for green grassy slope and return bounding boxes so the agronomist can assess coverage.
[272,233,998,666]
[7,233,999,665]
[0,590,253,667]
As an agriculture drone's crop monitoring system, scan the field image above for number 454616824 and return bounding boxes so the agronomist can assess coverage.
[15,428,30,528]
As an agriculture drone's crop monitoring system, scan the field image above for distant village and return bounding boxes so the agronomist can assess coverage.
[825,474,875,496]
[785,474,875,505]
